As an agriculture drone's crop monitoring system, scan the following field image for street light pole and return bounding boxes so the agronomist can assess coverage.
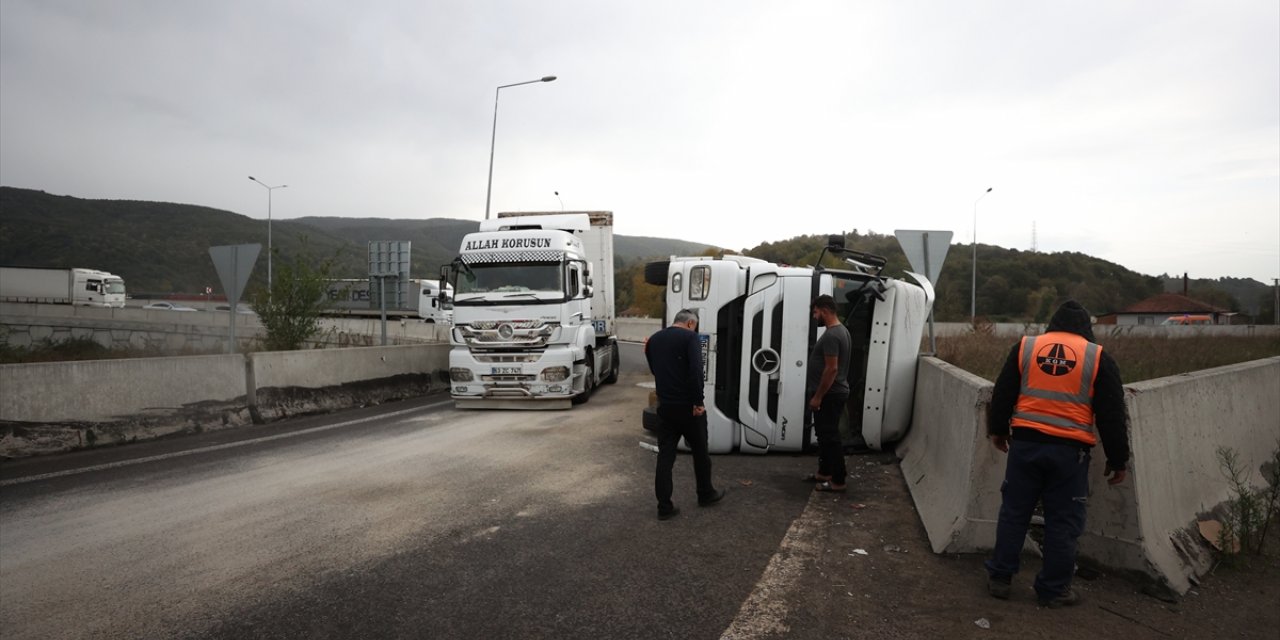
[971,187,993,324]
[484,75,557,220]
[248,176,287,296]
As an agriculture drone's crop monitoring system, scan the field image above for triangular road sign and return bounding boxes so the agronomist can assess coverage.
[894,230,952,286]
[208,244,261,304]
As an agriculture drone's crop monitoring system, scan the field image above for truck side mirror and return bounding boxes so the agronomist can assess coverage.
[584,285,593,298]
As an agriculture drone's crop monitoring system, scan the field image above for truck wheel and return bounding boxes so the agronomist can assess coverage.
[643,261,670,286]
[572,357,594,405]
[603,342,620,384]
[642,405,662,432]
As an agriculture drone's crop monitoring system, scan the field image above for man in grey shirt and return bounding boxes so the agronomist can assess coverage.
[806,294,852,491]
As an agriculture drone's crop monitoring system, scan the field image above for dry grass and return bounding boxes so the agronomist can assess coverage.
[935,331,1280,383]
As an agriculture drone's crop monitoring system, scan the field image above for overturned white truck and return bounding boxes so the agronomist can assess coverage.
[642,237,934,453]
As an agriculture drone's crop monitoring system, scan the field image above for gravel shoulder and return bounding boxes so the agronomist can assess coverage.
[734,449,1279,640]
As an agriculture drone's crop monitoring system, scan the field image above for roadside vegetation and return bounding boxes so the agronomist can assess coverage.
[250,244,336,351]
[934,328,1280,383]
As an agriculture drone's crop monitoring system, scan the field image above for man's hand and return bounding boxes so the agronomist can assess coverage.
[808,395,822,411]
[1105,466,1127,485]
[692,405,706,417]
[989,434,1010,453]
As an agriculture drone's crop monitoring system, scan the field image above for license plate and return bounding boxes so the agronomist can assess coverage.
[492,367,521,375]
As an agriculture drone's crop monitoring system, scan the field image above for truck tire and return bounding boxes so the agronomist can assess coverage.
[572,356,595,405]
[642,405,662,432]
[643,261,669,286]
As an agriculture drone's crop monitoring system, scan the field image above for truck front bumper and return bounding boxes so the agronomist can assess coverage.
[448,345,578,408]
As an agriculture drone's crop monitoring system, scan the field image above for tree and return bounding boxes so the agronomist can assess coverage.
[251,244,336,351]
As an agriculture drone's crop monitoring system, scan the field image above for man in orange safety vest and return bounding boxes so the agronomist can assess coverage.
[984,300,1129,608]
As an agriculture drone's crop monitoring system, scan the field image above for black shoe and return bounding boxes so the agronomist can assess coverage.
[988,575,1011,600]
[1037,588,1081,608]
[658,506,680,521]
[698,488,726,507]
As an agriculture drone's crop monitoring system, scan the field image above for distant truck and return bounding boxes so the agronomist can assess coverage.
[441,211,620,409]
[641,237,934,453]
[1160,314,1213,326]
[418,280,454,324]
[0,266,127,308]
[324,278,453,323]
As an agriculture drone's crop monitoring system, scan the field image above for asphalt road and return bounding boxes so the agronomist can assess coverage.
[0,367,820,640]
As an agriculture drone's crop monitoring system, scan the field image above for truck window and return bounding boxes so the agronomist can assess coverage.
[689,266,710,301]
[568,264,581,298]
[456,263,563,295]
[671,272,683,294]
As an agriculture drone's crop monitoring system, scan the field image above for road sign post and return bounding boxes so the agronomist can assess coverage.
[894,230,953,355]
[209,244,261,353]
[369,241,411,346]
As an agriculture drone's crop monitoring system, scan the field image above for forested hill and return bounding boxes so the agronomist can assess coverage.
[0,187,712,294]
[1,186,1268,321]
[724,231,1270,322]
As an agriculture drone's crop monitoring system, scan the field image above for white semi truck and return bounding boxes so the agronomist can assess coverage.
[641,237,934,453]
[0,266,127,308]
[441,211,620,409]
[324,278,453,323]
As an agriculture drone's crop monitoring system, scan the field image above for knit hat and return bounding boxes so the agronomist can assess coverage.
[1046,300,1095,342]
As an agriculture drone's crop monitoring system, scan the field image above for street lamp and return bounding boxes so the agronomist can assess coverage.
[971,187,993,324]
[484,75,557,220]
[248,176,287,295]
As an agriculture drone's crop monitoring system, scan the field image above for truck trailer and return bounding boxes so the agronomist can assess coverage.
[442,211,620,409]
[641,237,934,453]
[0,266,127,308]
[324,278,452,323]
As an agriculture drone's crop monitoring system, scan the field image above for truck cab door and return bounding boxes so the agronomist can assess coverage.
[737,272,809,453]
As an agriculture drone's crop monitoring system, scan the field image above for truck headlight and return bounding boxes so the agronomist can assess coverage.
[450,367,474,382]
[542,366,570,382]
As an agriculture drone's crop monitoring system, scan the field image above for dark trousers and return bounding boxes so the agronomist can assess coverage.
[654,404,715,513]
[814,393,849,485]
[985,438,1090,599]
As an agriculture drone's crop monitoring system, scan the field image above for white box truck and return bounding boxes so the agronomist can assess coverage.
[323,278,451,323]
[640,237,934,453]
[441,211,620,409]
[417,281,453,324]
[0,266,127,308]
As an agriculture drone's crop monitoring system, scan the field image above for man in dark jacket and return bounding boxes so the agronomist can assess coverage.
[985,300,1129,607]
[645,309,724,520]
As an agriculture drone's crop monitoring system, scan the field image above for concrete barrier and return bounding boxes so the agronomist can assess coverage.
[0,354,247,423]
[1099,358,1280,591]
[899,355,1280,594]
[895,358,1001,554]
[0,344,453,458]
[617,317,660,342]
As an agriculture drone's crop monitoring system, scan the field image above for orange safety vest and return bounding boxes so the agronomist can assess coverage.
[1010,332,1101,446]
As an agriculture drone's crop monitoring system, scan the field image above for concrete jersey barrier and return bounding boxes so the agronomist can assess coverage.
[0,344,452,457]
[899,355,1280,594]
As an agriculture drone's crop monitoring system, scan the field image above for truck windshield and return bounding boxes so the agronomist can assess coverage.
[104,281,126,295]
[455,263,563,302]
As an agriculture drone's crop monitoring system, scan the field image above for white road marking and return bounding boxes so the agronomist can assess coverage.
[0,400,453,488]
[719,491,824,640]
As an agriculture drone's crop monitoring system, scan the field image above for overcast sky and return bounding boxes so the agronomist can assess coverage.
[2,1,1277,283]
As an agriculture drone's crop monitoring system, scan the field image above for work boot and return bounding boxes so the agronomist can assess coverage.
[657,506,680,521]
[698,488,726,507]
[987,575,1011,600]
[1037,588,1081,608]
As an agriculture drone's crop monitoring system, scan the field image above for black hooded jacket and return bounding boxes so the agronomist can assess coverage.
[987,301,1130,470]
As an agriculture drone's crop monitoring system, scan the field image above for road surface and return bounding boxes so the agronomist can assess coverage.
[1,371,818,640]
